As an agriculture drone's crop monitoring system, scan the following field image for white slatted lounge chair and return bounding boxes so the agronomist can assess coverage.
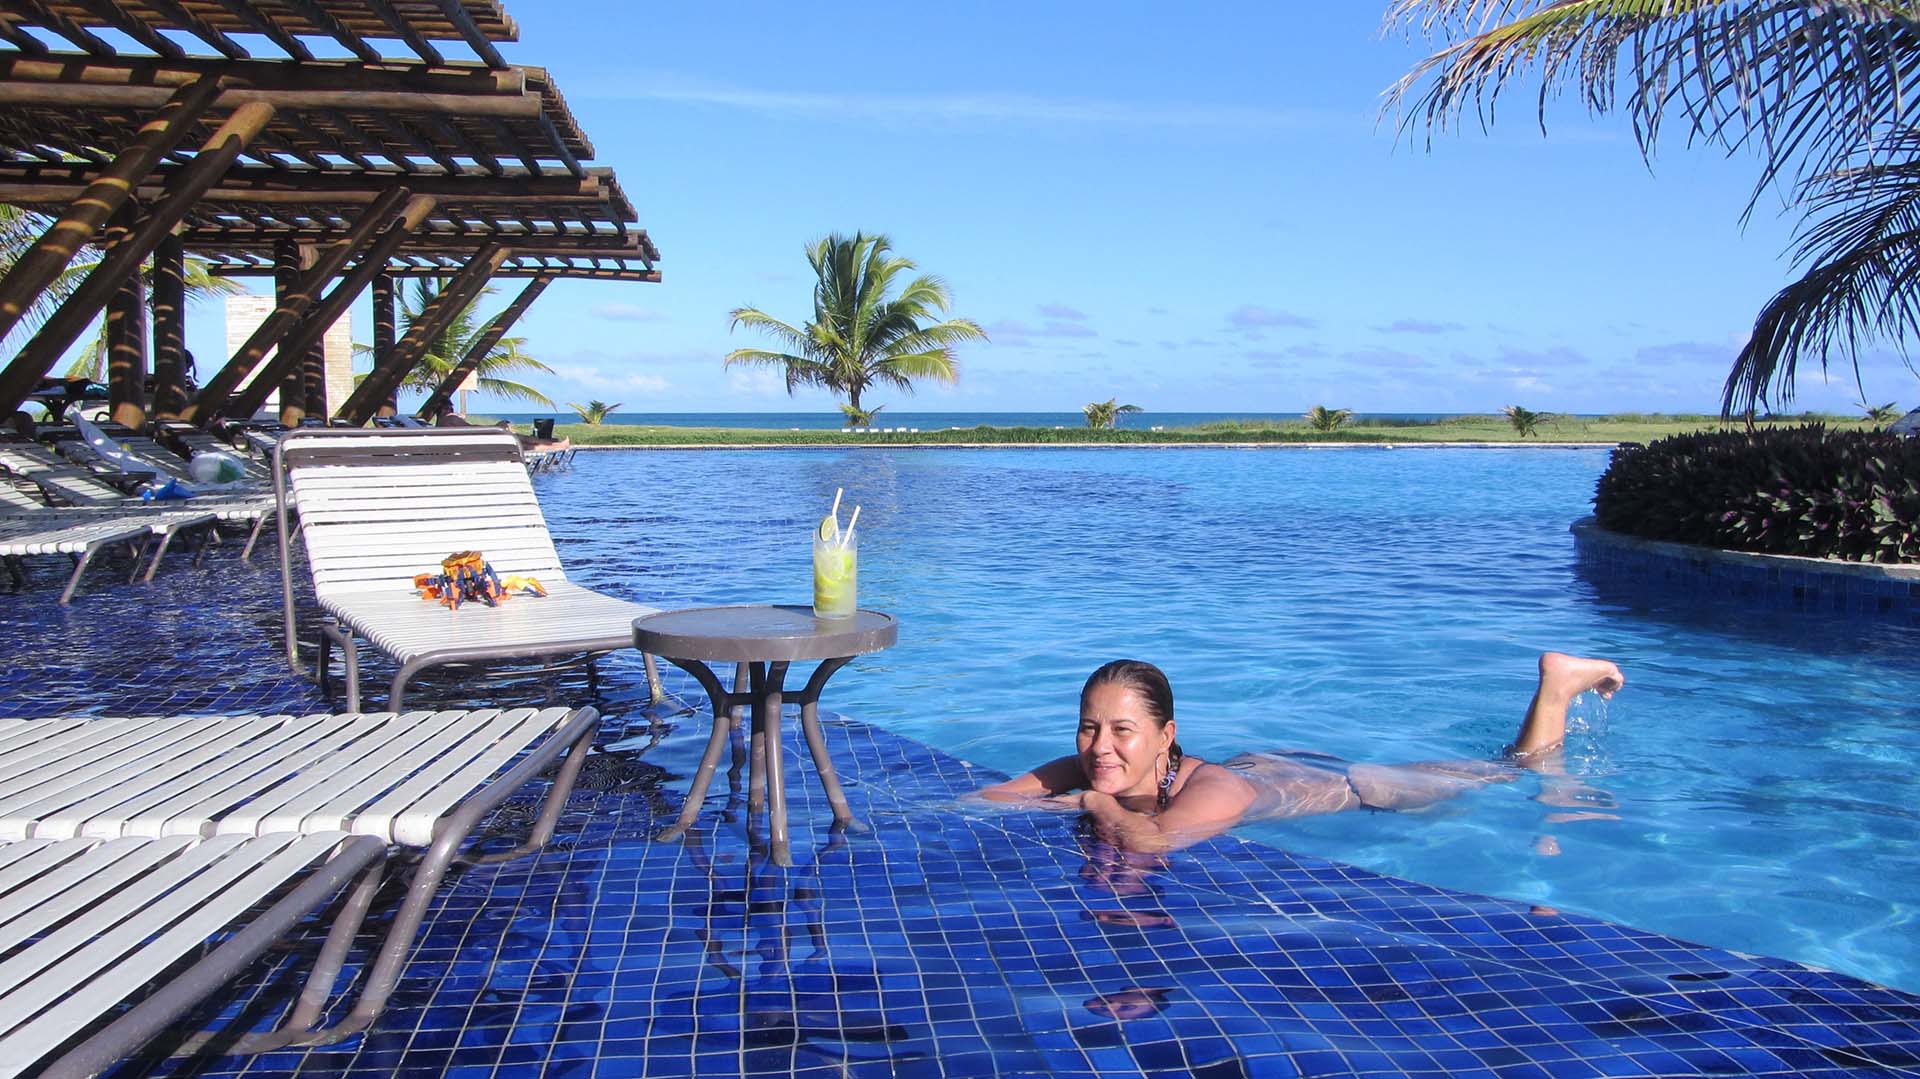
[154,420,274,481]
[0,481,216,591]
[0,831,386,1078]
[0,515,152,605]
[0,443,275,559]
[275,427,665,711]
[0,705,598,1045]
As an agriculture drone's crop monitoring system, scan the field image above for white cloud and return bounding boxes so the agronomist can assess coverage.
[727,368,787,398]
[1228,305,1316,331]
[597,79,1338,133]
[593,302,665,322]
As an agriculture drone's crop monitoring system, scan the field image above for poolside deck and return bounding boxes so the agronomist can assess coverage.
[4,552,1919,1078]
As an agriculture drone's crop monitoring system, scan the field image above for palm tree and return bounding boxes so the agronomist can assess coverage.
[568,399,621,424]
[1305,405,1352,433]
[1503,404,1555,438]
[1083,398,1143,429]
[356,278,555,409]
[1382,2,1920,417]
[2,203,243,374]
[725,233,986,421]
[1863,400,1902,424]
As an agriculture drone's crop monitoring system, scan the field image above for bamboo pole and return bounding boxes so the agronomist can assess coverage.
[0,100,274,421]
[334,243,505,426]
[415,275,550,418]
[150,234,189,420]
[217,197,436,422]
[105,204,148,429]
[182,186,413,424]
[0,74,218,347]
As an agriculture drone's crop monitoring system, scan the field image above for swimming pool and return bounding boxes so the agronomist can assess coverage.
[547,446,1920,993]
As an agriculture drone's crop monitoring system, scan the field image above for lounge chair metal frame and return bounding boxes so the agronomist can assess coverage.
[4,832,387,1079]
[273,427,664,711]
[0,706,600,1047]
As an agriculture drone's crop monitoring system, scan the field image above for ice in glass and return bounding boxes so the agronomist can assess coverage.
[813,526,856,619]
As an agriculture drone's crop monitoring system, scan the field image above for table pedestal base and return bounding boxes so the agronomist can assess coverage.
[656,656,863,865]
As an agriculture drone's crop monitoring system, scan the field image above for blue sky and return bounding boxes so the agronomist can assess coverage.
[198,4,1914,415]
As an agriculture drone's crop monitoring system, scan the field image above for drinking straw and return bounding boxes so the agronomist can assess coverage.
[829,487,844,532]
[841,505,861,548]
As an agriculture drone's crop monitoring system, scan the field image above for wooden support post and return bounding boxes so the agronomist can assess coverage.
[335,244,506,426]
[150,234,189,419]
[183,186,413,424]
[416,275,550,419]
[0,101,275,420]
[370,272,395,415]
[0,75,218,348]
[273,240,306,427]
[104,205,148,429]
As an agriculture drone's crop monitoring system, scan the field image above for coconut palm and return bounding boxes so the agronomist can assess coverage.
[1863,400,1903,424]
[2,203,243,373]
[725,233,986,420]
[1503,404,1555,437]
[1084,398,1143,429]
[568,399,621,424]
[1305,405,1353,433]
[355,278,555,408]
[1382,1,1920,417]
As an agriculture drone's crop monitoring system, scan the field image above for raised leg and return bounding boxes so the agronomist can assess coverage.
[1508,652,1625,760]
[658,657,740,843]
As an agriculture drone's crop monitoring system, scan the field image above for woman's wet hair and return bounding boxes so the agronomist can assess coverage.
[1082,660,1184,807]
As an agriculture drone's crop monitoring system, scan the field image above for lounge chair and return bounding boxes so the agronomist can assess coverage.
[0,442,276,559]
[0,513,154,605]
[274,427,665,710]
[0,478,218,591]
[0,705,599,1045]
[0,831,386,1078]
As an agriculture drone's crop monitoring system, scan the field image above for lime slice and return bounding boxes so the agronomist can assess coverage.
[817,515,838,542]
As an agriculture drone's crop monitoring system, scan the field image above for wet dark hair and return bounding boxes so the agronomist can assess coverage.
[1081,660,1184,808]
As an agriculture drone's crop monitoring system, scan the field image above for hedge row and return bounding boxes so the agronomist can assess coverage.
[1593,425,1920,564]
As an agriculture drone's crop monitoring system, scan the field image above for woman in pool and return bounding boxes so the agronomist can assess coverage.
[979,652,1624,852]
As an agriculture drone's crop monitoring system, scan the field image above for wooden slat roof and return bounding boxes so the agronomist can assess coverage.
[0,1,516,66]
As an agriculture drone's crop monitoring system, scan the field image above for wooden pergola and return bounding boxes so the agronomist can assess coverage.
[0,0,659,429]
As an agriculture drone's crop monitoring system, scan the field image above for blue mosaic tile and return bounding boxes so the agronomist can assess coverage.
[4,537,1920,1078]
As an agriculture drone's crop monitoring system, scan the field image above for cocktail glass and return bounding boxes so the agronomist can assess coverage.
[813,528,857,619]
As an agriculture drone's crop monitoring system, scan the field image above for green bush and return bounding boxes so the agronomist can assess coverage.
[1593,425,1920,563]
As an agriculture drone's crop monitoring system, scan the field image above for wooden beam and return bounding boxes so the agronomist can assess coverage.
[104,211,147,429]
[141,0,250,59]
[434,0,507,68]
[334,242,505,426]
[0,56,537,117]
[271,240,306,427]
[0,101,277,420]
[150,234,190,419]
[205,0,312,61]
[276,0,384,65]
[415,274,548,417]
[362,0,444,66]
[217,195,437,422]
[69,0,187,59]
[11,0,114,55]
[0,12,51,55]
[184,185,415,424]
[0,74,219,351]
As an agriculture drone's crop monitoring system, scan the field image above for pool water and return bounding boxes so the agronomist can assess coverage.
[547,446,1920,993]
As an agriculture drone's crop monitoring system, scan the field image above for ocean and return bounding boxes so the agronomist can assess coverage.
[487,411,1496,430]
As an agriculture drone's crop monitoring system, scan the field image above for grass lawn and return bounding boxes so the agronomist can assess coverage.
[509,413,1880,447]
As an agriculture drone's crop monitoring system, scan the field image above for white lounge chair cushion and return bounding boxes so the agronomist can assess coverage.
[0,831,351,1077]
[323,582,657,666]
[0,707,586,847]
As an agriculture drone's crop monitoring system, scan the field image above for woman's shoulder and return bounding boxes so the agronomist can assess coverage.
[1176,758,1257,798]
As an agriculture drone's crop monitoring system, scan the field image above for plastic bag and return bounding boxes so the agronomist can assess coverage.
[189,451,247,485]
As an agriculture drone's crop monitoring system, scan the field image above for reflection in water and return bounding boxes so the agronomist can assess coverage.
[1072,823,1181,1023]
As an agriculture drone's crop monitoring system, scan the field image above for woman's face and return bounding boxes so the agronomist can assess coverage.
[1077,681,1174,799]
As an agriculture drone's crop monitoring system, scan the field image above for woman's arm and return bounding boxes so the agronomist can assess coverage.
[976,755,1086,802]
[1078,764,1256,853]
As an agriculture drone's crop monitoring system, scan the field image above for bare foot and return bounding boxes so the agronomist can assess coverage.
[1540,652,1624,700]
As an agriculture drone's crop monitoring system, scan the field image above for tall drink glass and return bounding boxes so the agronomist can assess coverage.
[812,528,857,619]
